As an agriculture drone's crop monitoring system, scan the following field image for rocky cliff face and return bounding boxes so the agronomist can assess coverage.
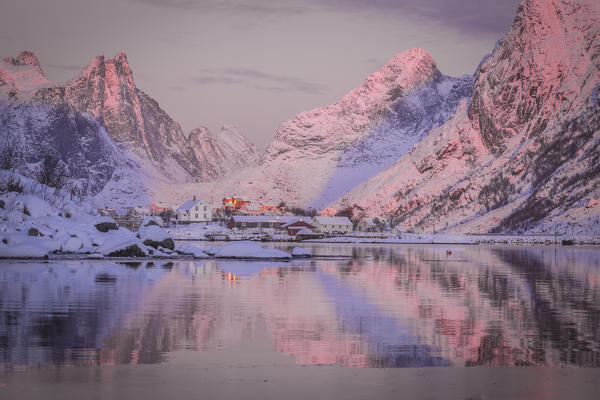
[0,52,260,209]
[337,0,600,235]
[209,48,473,208]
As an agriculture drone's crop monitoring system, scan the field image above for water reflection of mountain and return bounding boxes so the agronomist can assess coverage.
[1,246,599,370]
[0,261,172,368]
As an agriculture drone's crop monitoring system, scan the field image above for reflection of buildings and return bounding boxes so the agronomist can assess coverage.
[1,246,600,370]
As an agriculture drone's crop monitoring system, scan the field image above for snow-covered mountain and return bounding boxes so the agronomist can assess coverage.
[0,52,259,210]
[187,125,260,180]
[335,0,600,235]
[206,48,473,208]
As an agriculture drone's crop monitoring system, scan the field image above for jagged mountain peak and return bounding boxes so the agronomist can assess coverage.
[3,51,43,73]
[468,0,600,155]
[335,0,600,235]
[210,48,473,209]
[77,54,105,76]
[73,52,133,82]
[368,48,438,86]
[189,126,212,138]
[0,51,53,96]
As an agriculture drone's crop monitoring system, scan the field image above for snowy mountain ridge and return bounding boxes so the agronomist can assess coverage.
[333,0,600,235]
[200,48,474,208]
[0,51,259,210]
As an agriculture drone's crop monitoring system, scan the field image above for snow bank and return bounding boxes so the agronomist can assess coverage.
[21,195,56,218]
[213,241,292,259]
[0,236,61,258]
[0,172,176,259]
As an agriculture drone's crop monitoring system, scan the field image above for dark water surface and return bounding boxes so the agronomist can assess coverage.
[1,243,600,398]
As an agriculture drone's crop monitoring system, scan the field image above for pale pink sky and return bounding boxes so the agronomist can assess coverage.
[1,0,520,148]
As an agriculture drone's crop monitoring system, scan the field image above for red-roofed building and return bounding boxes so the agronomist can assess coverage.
[281,219,317,236]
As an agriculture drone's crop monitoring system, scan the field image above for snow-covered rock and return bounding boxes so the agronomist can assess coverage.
[292,247,312,258]
[204,245,222,256]
[137,224,174,250]
[99,236,148,257]
[60,236,84,253]
[141,216,163,227]
[213,241,292,259]
[175,243,209,258]
[0,172,167,258]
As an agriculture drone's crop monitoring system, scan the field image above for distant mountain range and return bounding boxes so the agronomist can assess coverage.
[1,0,599,234]
[0,51,259,209]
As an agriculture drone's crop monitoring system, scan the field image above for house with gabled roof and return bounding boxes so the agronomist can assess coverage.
[311,216,353,234]
[177,196,213,224]
[281,218,316,236]
[357,218,380,232]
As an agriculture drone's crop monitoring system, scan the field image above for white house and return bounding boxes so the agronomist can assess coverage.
[177,198,213,224]
[357,218,379,232]
[311,216,353,234]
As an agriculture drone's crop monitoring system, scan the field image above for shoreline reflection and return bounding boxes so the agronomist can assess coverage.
[1,245,599,371]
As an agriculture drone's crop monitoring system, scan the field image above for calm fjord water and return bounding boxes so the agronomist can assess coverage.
[1,243,599,371]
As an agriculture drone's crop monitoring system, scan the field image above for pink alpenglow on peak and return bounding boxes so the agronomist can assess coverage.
[335,0,600,235]
[3,51,44,74]
[208,48,474,209]
[0,50,261,211]
[0,51,53,95]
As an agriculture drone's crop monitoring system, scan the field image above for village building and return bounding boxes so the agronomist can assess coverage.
[97,206,118,218]
[149,202,171,215]
[357,218,379,232]
[177,197,213,224]
[235,203,262,216]
[295,227,324,240]
[281,218,316,236]
[222,197,250,211]
[259,203,280,213]
[227,215,300,230]
[128,206,151,217]
[311,216,353,234]
[227,215,281,230]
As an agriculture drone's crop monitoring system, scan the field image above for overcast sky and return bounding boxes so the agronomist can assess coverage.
[1,0,521,148]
